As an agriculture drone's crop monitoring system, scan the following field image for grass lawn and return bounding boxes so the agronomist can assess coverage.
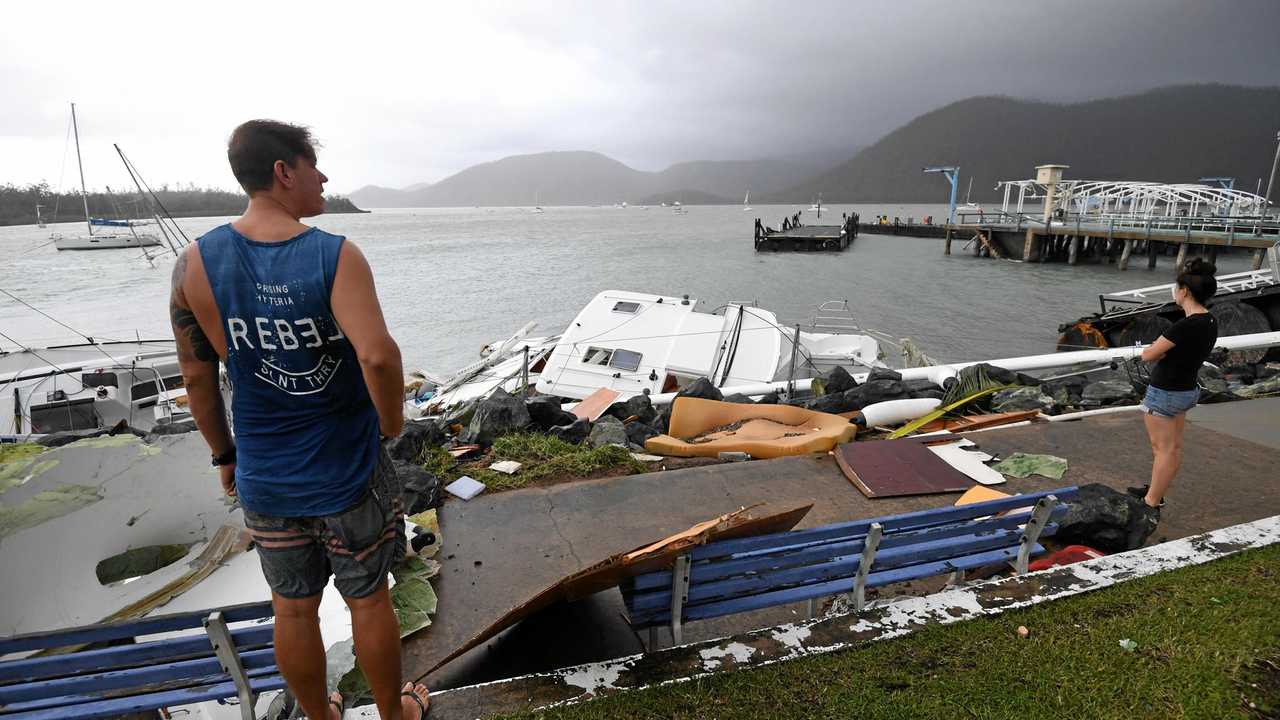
[508,544,1280,720]
[422,433,648,492]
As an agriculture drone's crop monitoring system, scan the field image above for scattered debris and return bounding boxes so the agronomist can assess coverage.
[1017,625,1030,639]
[444,476,486,501]
[489,460,522,475]
[954,486,1011,506]
[836,438,972,498]
[718,451,751,462]
[571,388,623,422]
[926,439,1005,486]
[426,502,813,675]
[991,452,1069,480]
[648,398,856,459]
[1119,638,1138,652]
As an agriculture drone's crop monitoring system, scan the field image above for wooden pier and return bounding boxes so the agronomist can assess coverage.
[943,214,1279,271]
[753,215,857,252]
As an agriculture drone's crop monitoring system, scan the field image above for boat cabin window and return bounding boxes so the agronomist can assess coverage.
[131,375,185,402]
[611,301,642,314]
[30,397,98,433]
[81,370,118,388]
[581,347,643,372]
[609,349,643,372]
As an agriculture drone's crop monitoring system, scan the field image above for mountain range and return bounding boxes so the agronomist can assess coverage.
[348,84,1280,208]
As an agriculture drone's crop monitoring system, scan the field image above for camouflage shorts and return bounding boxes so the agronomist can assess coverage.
[244,449,405,599]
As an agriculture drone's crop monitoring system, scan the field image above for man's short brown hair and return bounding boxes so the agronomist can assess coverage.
[227,120,319,194]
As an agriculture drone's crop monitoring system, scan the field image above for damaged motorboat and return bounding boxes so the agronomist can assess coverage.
[0,339,191,439]
[404,290,885,419]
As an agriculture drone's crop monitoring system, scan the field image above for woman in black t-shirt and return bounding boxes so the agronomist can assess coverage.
[1134,259,1218,512]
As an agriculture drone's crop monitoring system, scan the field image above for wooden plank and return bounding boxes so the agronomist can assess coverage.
[569,388,621,421]
[835,439,975,498]
[0,673,286,720]
[628,545,1041,627]
[678,487,1077,561]
[0,625,273,683]
[0,601,273,655]
[0,648,276,706]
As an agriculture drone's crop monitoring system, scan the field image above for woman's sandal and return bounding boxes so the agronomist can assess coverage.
[401,684,429,720]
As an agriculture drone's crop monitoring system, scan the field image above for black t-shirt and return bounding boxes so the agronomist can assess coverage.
[1149,313,1218,391]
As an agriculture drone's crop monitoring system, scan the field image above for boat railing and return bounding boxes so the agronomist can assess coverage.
[957,209,1280,238]
[1097,268,1279,315]
[808,299,861,335]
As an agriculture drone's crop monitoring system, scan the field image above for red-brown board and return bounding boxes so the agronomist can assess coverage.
[835,439,973,498]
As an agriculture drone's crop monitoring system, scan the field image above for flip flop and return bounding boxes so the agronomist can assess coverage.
[401,686,428,720]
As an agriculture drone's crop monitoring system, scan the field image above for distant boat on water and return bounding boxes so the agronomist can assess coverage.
[743,191,752,211]
[49,103,161,252]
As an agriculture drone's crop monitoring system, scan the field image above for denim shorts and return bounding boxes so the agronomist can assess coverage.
[1142,385,1200,419]
[243,449,405,599]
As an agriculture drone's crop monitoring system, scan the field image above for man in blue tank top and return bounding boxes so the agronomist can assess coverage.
[170,120,430,720]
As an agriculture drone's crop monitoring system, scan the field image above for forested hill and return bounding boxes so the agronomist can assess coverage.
[0,185,365,227]
[348,151,835,207]
[776,84,1280,204]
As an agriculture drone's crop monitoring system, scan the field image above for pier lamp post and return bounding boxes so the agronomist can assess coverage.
[922,166,959,225]
[1264,130,1280,220]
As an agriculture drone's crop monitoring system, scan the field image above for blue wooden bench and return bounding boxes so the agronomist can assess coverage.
[622,487,1078,648]
[0,601,281,720]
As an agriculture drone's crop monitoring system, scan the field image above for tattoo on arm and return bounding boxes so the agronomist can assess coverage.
[169,251,217,364]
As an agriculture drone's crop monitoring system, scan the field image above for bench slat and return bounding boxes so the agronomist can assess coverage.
[686,488,1076,561]
[0,648,276,706]
[629,544,1042,628]
[0,672,286,720]
[0,626,274,683]
[0,601,274,655]
[626,526,1056,619]
[630,506,1066,593]
[0,663,280,714]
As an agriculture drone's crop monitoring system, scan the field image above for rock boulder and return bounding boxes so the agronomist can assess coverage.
[1055,483,1160,553]
[386,419,448,463]
[587,415,629,448]
[459,388,532,447]
[991,387,1055,414]
[549,418,592,445]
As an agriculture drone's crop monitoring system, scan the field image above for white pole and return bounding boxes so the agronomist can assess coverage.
[71,103,92,236]
[647,330,1280,406]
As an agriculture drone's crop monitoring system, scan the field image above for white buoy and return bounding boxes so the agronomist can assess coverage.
[854,398,942,428]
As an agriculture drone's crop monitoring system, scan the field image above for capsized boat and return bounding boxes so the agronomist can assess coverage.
[534,290,882,402]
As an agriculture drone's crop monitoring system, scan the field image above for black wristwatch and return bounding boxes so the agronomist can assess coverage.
[212,447,237,467]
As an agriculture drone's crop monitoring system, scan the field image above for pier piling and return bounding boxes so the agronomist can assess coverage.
[1254,249,1267,270]
[1118,238,1134,271]
[1068,236,1080,265]
[1175,242,1188,270]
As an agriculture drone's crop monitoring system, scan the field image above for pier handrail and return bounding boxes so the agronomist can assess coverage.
[1096,268,1279,315]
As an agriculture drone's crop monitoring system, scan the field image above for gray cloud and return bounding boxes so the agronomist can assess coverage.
[1,0,1276,194]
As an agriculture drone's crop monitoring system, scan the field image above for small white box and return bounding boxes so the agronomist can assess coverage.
[445,475,486,500]
[489,460,522,475]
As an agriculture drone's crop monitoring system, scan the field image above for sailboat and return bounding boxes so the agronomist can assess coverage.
[50,103,161,251]
[35,203,46,228]
[809,193,823,220]
[532,191,544,213]
[742,191,752,211]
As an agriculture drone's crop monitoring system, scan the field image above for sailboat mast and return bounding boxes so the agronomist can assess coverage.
[71,103,92,235]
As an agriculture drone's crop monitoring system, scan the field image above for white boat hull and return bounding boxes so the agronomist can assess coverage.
[53,232,162,250]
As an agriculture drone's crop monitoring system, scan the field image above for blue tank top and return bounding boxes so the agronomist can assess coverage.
[197,224,379,517]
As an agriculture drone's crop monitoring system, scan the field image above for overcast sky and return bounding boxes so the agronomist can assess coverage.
[2,0,1277,195]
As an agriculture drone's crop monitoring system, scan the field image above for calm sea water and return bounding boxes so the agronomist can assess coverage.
[0,204,1251,374]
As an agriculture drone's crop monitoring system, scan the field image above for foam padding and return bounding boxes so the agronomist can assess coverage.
[645,397,857,459]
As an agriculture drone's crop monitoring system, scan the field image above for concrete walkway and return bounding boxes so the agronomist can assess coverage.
[408,399,1280,691]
